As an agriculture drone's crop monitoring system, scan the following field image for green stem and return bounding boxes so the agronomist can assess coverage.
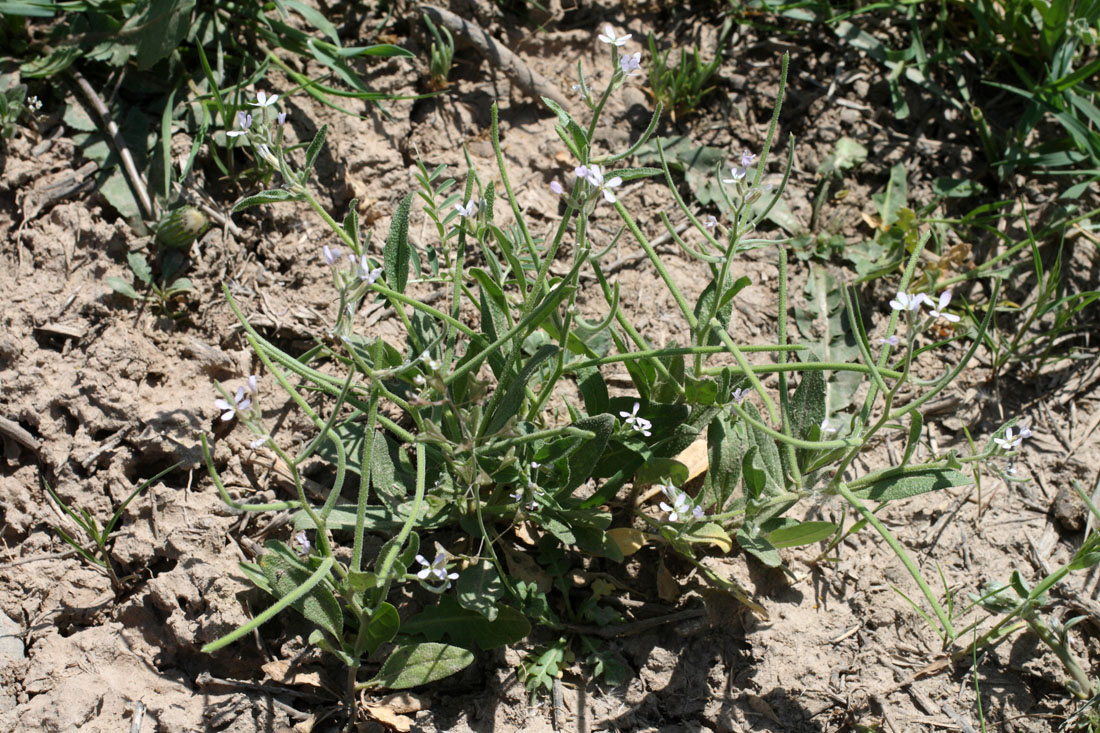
[835,482,955,639]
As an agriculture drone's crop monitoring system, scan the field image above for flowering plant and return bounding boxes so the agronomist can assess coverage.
[197,27,1036,716]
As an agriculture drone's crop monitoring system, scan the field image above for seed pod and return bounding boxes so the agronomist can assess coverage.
[156,206,208,250]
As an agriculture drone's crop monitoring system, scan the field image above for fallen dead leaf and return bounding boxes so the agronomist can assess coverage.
[363,703,414,732]
[262,660,326,689]
[674,438,709,484]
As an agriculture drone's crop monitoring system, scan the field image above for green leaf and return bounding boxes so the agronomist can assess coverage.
[100,166,141,219]
[260,547,343,640]
[127,252,152,285]
[371,642,475,690]
[903,411,923,465]
[741,446,766,501]
[401,595,530,650]
[133,0,195,70]
[232,189,301,211]
[736,526,781,567]
[871,163,908,228]
[342,200,360,250]
[817,136,867,176]
[456,560,505,621]
[106,276,141,300]
[763,520,837,548]
[303,123,328,175]
[563,414,615,494]
[701,411,746,512]
[21,45,81,77]
[789,368,826,441]
[363,602,400,655]
[850,467,971,501]
[485,344,558,435]
[575,366,609,416]
[383,192,414,293]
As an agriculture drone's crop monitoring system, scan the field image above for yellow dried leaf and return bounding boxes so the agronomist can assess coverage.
[606,527,648,557]
[674,438,709,483]
[363,704,414,732]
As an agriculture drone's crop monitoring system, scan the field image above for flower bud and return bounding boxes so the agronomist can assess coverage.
[156,206,209,250]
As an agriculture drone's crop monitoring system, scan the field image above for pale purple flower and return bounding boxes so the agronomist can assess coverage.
[721,166,747,184]
[256,143,278,166]
[455,199,478,218]
[820,418,836,434]
[928,291,961,323]
[704,215,717,229]
[574,164,591,180]
[249,90,279,108]
[579,164,622,203]
[250,435,270,449]
[293,531,310,555]
[889,291,927,312]
[994,428,1023,450]
[549,179,564,195]
[227,111,252,137]
[1018,423,1033,439]
[247,375,259,394]
[215,385,252,422]
[879,335,900,346]
[731,387,749,404]
[659,484,704,522]
[619,402,652,437]
[355,254,383,284]
[598,24,631,46]
[276,111,288,126]
[415,552,458,585]
[619,52,642,77]
[322,245,342,266]
[740,149,758,168]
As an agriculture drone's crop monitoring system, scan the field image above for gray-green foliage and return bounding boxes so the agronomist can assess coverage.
[198,35,1037,716]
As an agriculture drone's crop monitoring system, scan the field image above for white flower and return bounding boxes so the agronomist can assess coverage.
[413,374,426,386]
[420,350,440,372]
[227,111,252,137]
[619,52,642,77]
[455,199,478,218]
[322,245,342,266]
[704,215,717,229]
[878,335,899,346]
[820,418,837,434]
[994,428,1023,450]
[619,402,652,437]
[293,531,310,555]
[247,375,259,394]
[740,149,758,168]
[215,385,252,422]
[928,291,961,323]
[249,90,279,108]
[276,111,288,126]
[659,484,704,522]
[889,291,927,312]
[598,24,631,46]
[578,164,622,203]
[549,180,564,195]
[415,552,458,585]
[721,166,747,184]
[1018,423,1033,439]
[250,436,270,449]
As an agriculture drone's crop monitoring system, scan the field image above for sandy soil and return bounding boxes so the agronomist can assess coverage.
[2,1,1099,731]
